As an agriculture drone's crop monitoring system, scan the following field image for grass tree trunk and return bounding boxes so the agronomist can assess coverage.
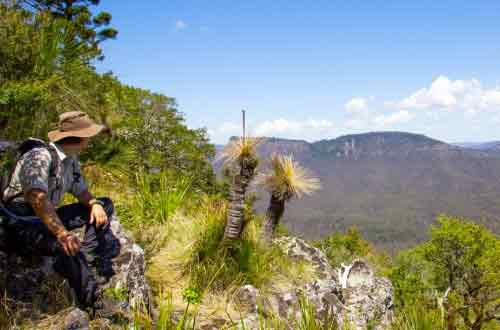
[261,193,285,245]
[224,157,257,240]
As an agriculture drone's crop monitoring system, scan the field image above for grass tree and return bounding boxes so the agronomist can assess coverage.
[219,137,260,240]
[257,154,320,245]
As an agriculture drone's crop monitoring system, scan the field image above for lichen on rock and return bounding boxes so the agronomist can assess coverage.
[233,236,394,330]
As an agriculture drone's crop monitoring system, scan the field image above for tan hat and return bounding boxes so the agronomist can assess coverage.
[48,111,105,142]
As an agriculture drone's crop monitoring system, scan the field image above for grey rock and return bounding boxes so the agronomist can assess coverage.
[28,307,89,330]
[63,308,90,330]
[199,318,228,330]
[234,285,260,314]
[0,140,16,153]
[274,236,335,279]
[0,215,150,324]
[236,237,393,330]
[105,217,150,308]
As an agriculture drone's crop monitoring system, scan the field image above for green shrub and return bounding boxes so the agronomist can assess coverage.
[315,226,391,274]
[389,247,436,308]
[390,215,500,330]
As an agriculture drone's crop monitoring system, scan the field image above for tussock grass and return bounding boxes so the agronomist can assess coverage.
[146,196,317,326]
[0,292,20,330]
[391,306,443,330]
[295,295,340,330]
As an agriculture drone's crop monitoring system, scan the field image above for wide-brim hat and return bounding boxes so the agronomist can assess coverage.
[48,111,105,143]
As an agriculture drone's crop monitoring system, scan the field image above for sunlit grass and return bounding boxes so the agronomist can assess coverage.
[391,306,444,330]
[145,195,319,327]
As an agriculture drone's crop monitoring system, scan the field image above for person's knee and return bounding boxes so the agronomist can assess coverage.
[97,197,114,217]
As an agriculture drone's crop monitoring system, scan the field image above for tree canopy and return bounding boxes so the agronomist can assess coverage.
[391,215,500,330]
[0,2,216,191]
[21,0,117,60]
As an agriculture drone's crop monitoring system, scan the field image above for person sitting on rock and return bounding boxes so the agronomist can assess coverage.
[1,111,120,311]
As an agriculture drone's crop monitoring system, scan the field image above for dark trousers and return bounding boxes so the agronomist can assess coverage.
[5,197,117,307]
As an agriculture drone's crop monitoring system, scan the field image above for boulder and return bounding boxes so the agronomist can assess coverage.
[234,237,394,330]
[274,236,335,280]
[0,215,150,327]
[30,307,90,330]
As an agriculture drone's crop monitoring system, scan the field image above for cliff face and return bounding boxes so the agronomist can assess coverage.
[216,132,500,250]
[313,132,449,158]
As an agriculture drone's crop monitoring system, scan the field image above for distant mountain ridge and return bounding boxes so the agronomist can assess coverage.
[453,141,500,151]
[215,132,500,251]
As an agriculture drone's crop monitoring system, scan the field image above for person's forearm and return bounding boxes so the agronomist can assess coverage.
[25,189,67,237]
[77,189,95,208]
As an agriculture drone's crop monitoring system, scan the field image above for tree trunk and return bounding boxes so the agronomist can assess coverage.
[224,174,248,239]
[261,194,285,245]
[223,156,257,240]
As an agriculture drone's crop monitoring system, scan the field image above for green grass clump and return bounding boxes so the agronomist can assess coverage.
[294,295,339,330]
[133,170,192,226]
[185,203,284,293]
[391,306,443,330]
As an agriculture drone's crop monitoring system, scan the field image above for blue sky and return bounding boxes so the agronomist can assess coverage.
[95,1,500,144]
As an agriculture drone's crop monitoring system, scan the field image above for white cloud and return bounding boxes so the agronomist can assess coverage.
[207,122,241,144]
[209,118,335,143]
[387,75,500,113]
[175,20,187,30]
[374,110,415,127]
[425,111,440,120]
[253,118,334,137]
[482,90,500,106]
[344,97,368,112]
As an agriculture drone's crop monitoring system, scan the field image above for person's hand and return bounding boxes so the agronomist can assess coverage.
[57,231,81,256]
[90,203,108,228]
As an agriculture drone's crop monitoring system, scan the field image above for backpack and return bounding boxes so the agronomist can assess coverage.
[0,138,58,205]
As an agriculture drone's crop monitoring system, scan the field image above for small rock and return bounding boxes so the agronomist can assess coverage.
[63,308,90,330]
[234,285,259,314]
[346,259,374,288]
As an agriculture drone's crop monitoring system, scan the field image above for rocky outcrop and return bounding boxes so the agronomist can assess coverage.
[234,237,394,330]
[28,308,90,330]
[0,214,150,328]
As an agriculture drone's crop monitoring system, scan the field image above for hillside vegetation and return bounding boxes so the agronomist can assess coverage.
[2,2,500,330]
[216,134,500,251]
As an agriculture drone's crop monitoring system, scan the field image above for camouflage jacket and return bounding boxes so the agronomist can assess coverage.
[3,143,88,206]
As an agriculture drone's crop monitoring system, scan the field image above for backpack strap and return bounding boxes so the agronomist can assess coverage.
[2,140,59,205]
